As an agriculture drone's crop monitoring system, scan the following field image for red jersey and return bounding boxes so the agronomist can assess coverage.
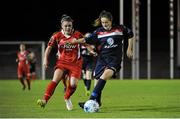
[48,30,83,66]
[17,51,29,66]
[17,50,30,78]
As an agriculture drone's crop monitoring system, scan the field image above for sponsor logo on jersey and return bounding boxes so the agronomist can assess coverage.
[60,44,77,51]
[104,38,118,49]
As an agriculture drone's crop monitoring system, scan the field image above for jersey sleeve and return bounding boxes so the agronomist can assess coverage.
[85,30,99,45]
[122,25,134,39]
[48,35,57,47]
[74,31,84,39]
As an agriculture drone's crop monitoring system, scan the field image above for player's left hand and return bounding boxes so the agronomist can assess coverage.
[90,51,98,57]
[43,58,49,69]
[126,47,133,59]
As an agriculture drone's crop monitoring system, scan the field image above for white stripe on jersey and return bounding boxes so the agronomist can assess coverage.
[98,31,123,39]
[77,44,81,59]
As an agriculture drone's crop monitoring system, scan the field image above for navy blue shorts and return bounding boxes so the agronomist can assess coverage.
[82,56,94,71]
[30,63,36,73]
[93,56,121,79]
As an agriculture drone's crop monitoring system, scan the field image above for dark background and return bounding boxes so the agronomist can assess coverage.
[0,0,175,47]
[0,0,120,41]
[0,0,177,52]
[0,0,179,78]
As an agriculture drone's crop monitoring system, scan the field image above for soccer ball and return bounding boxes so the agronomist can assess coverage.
[84,100,99,113]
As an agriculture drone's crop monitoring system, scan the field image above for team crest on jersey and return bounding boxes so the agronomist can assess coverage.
[104,38,118,49]
[107,38,114,46]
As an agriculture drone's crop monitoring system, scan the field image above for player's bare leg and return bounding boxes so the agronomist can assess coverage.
[64,77,78,110]
[37,69,63,108]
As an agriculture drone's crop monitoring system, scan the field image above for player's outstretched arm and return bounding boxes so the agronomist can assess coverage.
[71,38,86,44]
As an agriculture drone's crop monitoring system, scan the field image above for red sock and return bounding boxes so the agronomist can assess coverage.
[43,81,58,102]
[64,85,76,100]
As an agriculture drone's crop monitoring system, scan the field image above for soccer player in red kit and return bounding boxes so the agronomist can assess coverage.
[37,14,84,111]
[16,43,31,90]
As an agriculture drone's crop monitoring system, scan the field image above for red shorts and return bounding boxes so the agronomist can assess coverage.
[55,60,82,79]
[17,64,30,79]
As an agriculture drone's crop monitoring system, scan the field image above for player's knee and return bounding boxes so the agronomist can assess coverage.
[69,78,78,88]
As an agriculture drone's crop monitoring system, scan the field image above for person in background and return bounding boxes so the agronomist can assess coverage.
[67,10,134,108]
[28,51,37,80]
[81,34,97,96]
[16,43,31,90]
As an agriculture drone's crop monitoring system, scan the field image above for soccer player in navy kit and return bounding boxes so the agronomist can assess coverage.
[69,10,134,108]
[81,44,96,96]
[28,51,37,80]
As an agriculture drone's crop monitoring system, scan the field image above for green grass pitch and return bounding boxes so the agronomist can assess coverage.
[0,79,180,118]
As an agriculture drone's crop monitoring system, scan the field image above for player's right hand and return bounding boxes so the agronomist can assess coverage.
[16,59,19,62]
[43,59,49,69]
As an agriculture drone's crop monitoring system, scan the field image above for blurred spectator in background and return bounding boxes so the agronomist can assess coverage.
[28,51,37,80]
[81,40,97,96]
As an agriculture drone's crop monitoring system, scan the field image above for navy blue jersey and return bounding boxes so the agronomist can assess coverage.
[85,25,133,58]
[85,25,133,79]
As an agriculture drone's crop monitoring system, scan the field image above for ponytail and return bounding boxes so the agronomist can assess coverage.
[92,18,101,27]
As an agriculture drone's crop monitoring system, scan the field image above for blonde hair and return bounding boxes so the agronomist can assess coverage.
[92,18,101,27]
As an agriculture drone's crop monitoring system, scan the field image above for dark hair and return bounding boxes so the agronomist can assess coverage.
[61,14,73,23]
[99,10,113,21]
[93,10,113,27]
